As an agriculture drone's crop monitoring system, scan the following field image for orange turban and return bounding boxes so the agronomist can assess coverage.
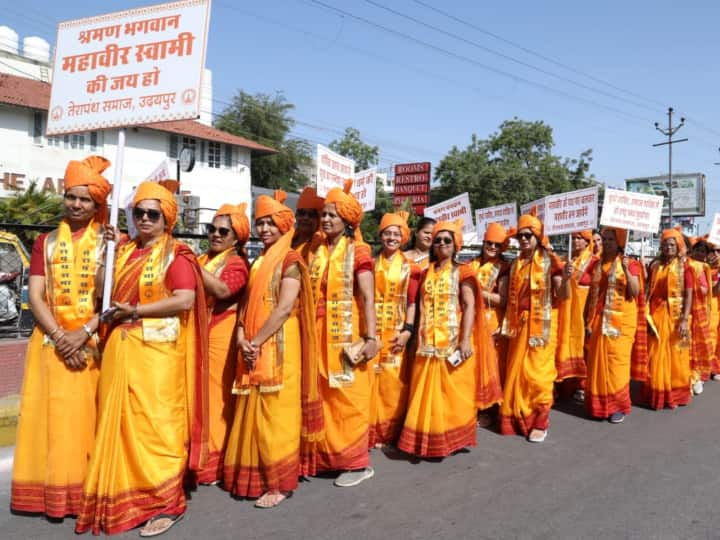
[578,230,592,242]
[325,179,363,228]
[484,222,507,244]
[133,181,178,232]
[432,219,464,251]
[215,202,250,243]
[517,206,551,249]
[602,227,628,249]
[660,226,686,255]
[297,186,324,212]
[254,190,295,234]
[379,211,410,244]
[64,155,112,222]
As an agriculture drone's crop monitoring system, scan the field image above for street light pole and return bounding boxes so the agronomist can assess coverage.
[653,107,688,228]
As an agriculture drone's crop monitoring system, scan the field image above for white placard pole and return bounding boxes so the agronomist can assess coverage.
[101,128,126,311]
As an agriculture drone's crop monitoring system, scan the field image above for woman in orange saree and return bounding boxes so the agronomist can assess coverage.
[195,204,250,485]
[499,209,571,443]
[707,239,720,380]
[584,228,643,423]
[224,190,322,508]
[403,217,436,271]
[644,228,693,409]
[398,219,480,458]
[469,223,509,421]
[556,230,598,402]
[687,237,714,393]
[310,180,378,488]
[75,181,208,537]
[369,211,421,448]
[11,156,111,519]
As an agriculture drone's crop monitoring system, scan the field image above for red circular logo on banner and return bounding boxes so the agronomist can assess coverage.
[182,89,196,105]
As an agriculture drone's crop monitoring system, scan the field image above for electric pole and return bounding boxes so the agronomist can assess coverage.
[653,107,687,227]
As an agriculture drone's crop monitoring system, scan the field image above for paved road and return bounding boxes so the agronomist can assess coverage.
[2,383,720,540]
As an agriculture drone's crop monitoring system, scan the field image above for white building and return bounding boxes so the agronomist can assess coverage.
[0,26,275,229]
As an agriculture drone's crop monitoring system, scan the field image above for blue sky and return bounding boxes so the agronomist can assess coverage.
[3,0,720,229]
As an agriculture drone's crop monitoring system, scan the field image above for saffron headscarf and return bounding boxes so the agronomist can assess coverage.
[432,218,464,251]
[214,202,250,243]
[517,206,553,250]
[297,186,324,212]
[254,190,295,234]
[484,223,507,245]
[133,181,178,232]
[661,226,686,255]
[379,211,411,245]
[64,155,112,222]
[602,227,628,250]
[325,179,363,228]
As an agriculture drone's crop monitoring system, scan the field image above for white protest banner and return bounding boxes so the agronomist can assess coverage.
[543,186,599,235]
[352,168,376,211]
[47,0,211,135]
[316,144,355,197]
[145,158,172,182]
[708,214,720,246]
[520,197,546,222]
[600,187,663,235]
[475,202,517,238]
[424,193,474,234]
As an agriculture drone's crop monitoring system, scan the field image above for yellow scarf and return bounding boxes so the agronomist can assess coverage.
[45,219,102,332]
[114,234,179,342]
[198,247,236,311]
[310,236,360,387]
[502,248,552,347]
[417,261,461,359]
[649,257,685,322]
[375,251,411,367]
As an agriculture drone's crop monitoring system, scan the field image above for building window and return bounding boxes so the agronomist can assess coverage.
[71,134,85,149]
[33,111,43,145]
[169,134,178,158]
[208,142,221,168]
[182,136,196,153]
[224,144,233,168]
[47,135,62,147]
[90,131,99,151]
[199,140,206,164]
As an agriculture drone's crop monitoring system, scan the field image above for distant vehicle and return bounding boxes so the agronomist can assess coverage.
[0,231,33,336]
[245,241,263,263]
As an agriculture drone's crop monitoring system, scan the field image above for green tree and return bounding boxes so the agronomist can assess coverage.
[329,127,380,171]
[214,91,313,190]
[0,181,64,248]
[433,119,595,210]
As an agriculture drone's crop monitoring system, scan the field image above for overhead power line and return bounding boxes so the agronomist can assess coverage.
[363,0,660,114]
[304,0,654,125]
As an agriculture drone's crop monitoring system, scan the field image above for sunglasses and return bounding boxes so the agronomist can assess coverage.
[485,241,502,248]
[132,207,162,222]
[433,237,453,245]
[516,232,534,241]
[296,209,318,218]
[206,224,232,237]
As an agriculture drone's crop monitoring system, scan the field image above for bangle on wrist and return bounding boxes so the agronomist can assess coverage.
[364,335,377,342]
[82,324,93,338]
[401,323,415,335]
[131,305,139,322]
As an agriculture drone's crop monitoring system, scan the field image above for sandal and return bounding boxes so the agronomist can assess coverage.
[139,514,184,537]
[254,491,291,509]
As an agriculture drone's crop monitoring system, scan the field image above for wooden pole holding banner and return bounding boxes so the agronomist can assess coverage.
[101,128,126,312]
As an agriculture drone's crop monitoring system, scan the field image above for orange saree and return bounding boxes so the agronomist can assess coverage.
[75,235,208,535]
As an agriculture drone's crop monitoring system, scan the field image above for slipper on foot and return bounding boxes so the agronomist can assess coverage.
[139,513,184,537]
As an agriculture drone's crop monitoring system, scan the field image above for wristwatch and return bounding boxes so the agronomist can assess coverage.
[364,335,378,341]
[82,324,93,338]
[131,305,139,322]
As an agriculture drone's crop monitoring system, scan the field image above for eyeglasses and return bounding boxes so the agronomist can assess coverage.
[132,207,162,222]
[296,209,318,218]
[433,237,453,245]
[206,224,231,237]
[516,232,534,241]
